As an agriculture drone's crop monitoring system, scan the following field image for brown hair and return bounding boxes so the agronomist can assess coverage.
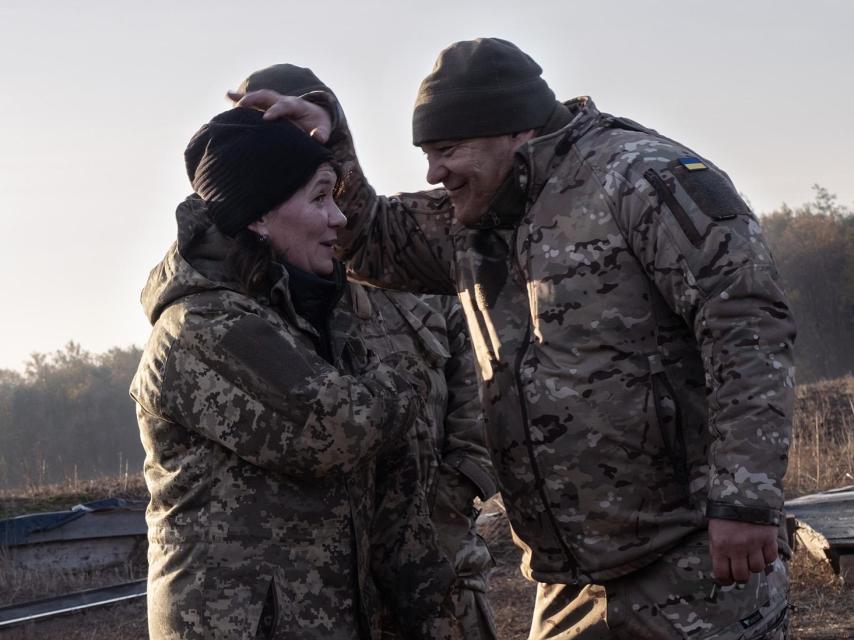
[225,229,274,297]
[223,160,344,296]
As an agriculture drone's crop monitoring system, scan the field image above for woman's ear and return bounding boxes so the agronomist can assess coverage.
[247,217,268,236]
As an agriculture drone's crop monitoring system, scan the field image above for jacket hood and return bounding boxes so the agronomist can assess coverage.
[141,195,239,324]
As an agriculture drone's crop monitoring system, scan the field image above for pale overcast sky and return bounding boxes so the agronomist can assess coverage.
[1,0,852,371]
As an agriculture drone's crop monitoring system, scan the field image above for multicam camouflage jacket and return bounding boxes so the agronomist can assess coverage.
[333,97,797,585]
[131,196,453,639]
[351,286,496,581]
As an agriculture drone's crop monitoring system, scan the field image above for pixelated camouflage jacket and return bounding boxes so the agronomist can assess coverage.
[351,285,496,586]
[131,196,453,639]
[332,97,796,585]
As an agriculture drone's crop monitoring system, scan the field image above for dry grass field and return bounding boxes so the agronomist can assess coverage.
[1,377,852,638]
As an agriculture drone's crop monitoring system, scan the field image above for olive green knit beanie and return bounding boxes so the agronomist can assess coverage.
[412,38,556,145]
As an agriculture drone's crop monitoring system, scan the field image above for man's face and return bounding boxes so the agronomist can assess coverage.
[421,133,531,226]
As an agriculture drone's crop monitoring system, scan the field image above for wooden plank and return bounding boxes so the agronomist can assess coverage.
[21,511,146,544]
[786,487,854,545]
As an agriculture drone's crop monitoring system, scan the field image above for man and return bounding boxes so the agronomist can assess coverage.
[235,38,795,639]
[236,64,500,640]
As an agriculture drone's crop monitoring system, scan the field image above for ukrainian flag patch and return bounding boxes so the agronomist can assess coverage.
[679,156,707,171]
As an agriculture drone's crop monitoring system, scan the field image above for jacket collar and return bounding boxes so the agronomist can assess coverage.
[519,96,601,204]
[267,260,346,336]
[475,97,601,230]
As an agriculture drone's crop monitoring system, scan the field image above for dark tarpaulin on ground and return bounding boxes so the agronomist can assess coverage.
[0,498,147,547]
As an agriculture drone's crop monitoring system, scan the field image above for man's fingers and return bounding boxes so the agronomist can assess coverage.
[711,553,733,586]
[222,89,332,141]
[233,89,285,112]
[730,556,750,583]
[762,538,779,566]
[308,126,331,144]
[747,550,766,573]
[226,90,245,103]
[262,97,323,124]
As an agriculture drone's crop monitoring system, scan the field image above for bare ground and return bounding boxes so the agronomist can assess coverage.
[2,378,853,638]
[1,490,853,638]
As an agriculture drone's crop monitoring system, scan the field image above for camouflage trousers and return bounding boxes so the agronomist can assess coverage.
[528,531,789,640]
[381,583,498,640]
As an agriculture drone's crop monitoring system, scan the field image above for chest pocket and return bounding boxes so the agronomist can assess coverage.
[385,295,451,369]
[643,159,751,248]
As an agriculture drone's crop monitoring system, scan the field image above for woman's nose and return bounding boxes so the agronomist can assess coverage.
[329,202,347,228]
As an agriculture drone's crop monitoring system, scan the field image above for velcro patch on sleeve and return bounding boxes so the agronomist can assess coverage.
[672,162,750,221]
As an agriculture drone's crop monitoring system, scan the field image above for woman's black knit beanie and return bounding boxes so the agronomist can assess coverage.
[412,38,556,146]
[184,107,332,237]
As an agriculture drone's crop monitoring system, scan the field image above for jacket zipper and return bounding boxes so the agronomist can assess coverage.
[643,169,703,247]
[511,229,580,576]
[647,355,689,484]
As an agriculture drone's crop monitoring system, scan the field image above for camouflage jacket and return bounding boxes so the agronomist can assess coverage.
[131,196,452,639]
[351,285,496,584]
[334,97,796,585]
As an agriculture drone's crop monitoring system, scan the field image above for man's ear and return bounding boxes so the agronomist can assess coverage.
[510,129,536,152]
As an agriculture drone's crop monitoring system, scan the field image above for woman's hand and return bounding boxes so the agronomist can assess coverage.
[227,89,333,143]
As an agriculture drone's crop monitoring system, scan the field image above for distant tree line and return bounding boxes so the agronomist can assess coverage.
[0,187,851,491]
[761,186,854,383]
[0,343,143,490]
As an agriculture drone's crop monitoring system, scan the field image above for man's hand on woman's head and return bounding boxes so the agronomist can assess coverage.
[227,89,333,143]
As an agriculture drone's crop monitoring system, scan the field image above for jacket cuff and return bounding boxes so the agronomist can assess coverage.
[706,500,782,526]
[444,453,497,500]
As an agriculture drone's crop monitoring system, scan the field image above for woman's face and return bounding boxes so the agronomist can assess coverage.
[250,164,346,276]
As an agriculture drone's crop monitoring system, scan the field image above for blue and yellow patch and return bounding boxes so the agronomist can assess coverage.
[678,156,707,171]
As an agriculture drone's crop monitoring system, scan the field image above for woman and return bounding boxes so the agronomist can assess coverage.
[235,63,499,639]
[131,107,451,639]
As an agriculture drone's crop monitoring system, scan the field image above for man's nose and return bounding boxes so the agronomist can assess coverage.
[425,157,447,185]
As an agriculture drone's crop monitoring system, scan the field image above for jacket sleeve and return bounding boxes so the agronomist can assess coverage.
[434,295,496,501]
[371,418,457,630]
[157,309,417,479]
[425,295,497,564]
[613,154,796,525]
[328,114,459,295]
